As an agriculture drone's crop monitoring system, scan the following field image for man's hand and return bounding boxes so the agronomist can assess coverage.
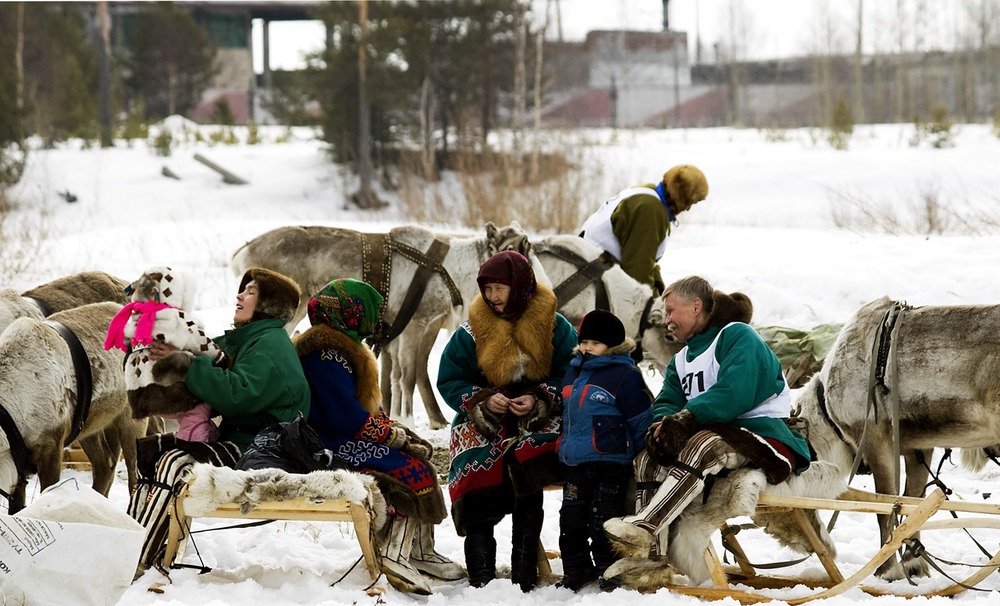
[644,423,675,466]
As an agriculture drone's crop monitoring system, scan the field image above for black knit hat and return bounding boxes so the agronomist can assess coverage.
[238,267,301,325]
[578,309,626,347]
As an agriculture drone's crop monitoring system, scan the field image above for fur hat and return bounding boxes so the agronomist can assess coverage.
[578,309,626,347]
[239,267,301,325]
[708,290,753,327]
[663,164,709,213]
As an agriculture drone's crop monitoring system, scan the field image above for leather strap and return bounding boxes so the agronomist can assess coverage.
[44,320,93,447]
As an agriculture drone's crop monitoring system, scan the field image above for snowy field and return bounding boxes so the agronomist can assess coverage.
[4,121,1000,605]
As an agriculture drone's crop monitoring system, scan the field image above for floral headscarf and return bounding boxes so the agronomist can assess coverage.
[476,250,536,322]
[307,279,383,344]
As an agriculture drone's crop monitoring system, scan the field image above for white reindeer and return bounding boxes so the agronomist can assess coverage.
[230,222,548,429]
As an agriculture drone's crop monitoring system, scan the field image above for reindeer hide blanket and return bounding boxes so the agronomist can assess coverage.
[180,463,388,531]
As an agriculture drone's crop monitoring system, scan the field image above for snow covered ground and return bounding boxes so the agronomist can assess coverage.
[4,121,1000,605]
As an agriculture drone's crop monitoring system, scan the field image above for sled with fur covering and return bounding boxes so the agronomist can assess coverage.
[162,465,386,581]
[600,451,1000,603]
[651,486,1000,604]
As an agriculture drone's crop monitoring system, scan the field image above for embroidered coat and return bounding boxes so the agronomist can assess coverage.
[295,324,446,523]
[185,318,310,452]
[557,339,653,467]
[437,283,577,534]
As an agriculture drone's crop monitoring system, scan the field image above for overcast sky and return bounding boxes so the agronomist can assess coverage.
[254,0,981,71]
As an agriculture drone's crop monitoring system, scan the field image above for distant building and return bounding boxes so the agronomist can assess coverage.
[106,1,318,124]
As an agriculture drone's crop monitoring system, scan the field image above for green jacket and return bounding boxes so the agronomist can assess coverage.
[611,183,671,293]
[653,322,810,463]
[186,318,311,452]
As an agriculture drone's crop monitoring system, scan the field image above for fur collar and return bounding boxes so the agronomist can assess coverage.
[571,336,637,357]
[293,324,381,415]
[468,283,558,387]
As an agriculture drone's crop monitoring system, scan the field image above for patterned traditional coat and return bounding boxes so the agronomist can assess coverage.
[437,283,577,534]
[295,324,446,522]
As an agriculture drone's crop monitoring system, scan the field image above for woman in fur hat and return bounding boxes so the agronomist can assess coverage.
[437,250,578,591]
[128,267,311,576]
[294,278,464,594]
[580,164,708,295]
[601,275,811,585]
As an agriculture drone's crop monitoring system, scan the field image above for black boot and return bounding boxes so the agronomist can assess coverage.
[558,494,596,590]
[511,493,544,592]
[464,529,496,588]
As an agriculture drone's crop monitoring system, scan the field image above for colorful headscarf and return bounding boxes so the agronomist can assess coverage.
[476,250,536,322]
[307,279,384,344]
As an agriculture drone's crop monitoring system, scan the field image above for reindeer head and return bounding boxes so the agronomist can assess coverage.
[127,266,192,309]
[485,221,532,257]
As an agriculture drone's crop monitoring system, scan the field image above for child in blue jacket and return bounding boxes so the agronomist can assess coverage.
[557,309,653,590]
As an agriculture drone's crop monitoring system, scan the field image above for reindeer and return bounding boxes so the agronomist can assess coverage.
[794,296,1000,580]
[488,230,680,372]
[0,270,130,333]
[0,302,148,511]
[230,222,548,429]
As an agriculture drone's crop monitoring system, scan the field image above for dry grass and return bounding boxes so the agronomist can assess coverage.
[394,131,606,233]
[0,188,49,285]
[829,182,1000,236]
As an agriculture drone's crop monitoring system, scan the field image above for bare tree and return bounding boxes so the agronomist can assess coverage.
[718,0,756,126]
[352,0,380,209]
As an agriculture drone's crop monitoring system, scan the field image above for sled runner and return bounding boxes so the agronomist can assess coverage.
[672,487,1000,604]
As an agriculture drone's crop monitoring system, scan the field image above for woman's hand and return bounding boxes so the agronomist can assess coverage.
[508,394,537,417]
[147,340,178,361]
[485,393,511,415]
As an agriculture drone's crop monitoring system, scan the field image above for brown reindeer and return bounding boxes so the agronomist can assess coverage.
[0,302,147,510]
[795,296,1000,580]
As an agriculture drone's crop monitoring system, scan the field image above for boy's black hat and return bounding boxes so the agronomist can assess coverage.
[578,309,626,347]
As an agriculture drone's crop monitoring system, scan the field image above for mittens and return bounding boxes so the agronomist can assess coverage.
[655,409,698,455]
[151,350,195,385]
[644,422,675,466]
[402,438,434,460]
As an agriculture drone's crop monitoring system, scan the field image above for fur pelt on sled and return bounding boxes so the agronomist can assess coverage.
[180,463,388,531]
[668,460,846,585]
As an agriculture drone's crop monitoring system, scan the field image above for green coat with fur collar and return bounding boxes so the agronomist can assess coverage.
[186,318,311,451]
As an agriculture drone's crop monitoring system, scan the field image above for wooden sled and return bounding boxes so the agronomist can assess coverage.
[162,484,381,581]
[664,487,1000,604]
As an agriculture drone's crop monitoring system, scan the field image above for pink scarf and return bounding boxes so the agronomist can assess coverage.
[104,301,174,351]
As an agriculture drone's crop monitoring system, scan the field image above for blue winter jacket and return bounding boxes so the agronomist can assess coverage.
[558,349,653,466]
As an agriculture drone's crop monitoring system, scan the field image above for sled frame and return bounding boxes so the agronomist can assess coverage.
[680,487,1000,604]
[162,484,380,581]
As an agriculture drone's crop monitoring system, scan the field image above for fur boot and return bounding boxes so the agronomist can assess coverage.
[409,521,466,581]
[378,515,432,595]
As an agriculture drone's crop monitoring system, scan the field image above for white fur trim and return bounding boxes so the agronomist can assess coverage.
[180,464,387,530]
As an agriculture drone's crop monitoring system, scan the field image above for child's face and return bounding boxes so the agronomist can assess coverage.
[579,339,609,356]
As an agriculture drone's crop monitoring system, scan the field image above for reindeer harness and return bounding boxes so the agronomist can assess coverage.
[360,233,463,356]
[535,243,658,363]
[0,319,93,512]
